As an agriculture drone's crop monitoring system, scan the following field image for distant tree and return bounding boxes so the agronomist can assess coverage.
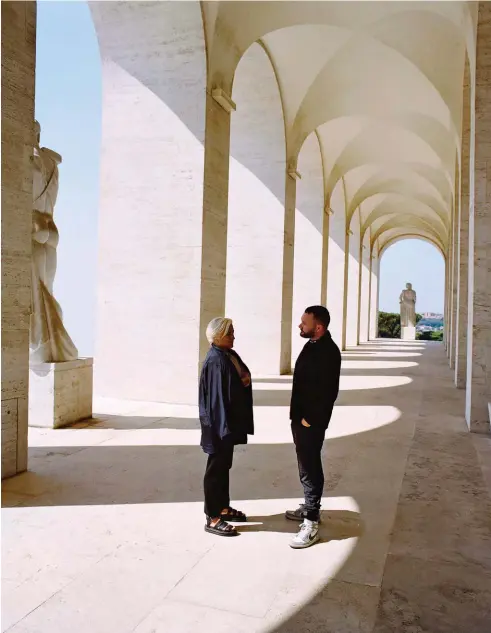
[417,331,443,342]
[378,312,424,339]
[378,312,401,338]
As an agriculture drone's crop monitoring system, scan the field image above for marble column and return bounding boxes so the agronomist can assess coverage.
[327,181,347,349]
[369,247,380,340]
[455,63,470,389]
[280,174,297,374]
[199,94,232,364]
[320,207,330,307]
[1,2,36,478]
[449,174,459,369]
[465,1,491,432]
[358,231,371,343]
[345,210,361,348]
[446,214,453,356]
[444,256,450,352]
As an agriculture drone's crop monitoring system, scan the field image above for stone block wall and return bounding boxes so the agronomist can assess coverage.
[1,2,36,478]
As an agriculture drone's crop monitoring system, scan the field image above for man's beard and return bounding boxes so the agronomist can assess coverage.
[300,329,315,339]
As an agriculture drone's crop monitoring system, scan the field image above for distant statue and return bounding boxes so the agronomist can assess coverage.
[399,282,417,328]
[30,120,78,363]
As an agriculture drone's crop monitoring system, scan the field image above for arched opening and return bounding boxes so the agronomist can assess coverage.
[226,42,286,375]
[35,0,101,359]
[291,132,324,363]
[378,238,445,339]
[89,1,207,404]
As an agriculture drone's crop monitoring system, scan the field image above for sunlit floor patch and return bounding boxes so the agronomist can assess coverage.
[4,342,484,633]
[342,360,419,370]
[340,375,413,390]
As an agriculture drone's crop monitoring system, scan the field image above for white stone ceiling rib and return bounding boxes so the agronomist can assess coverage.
[378,229,446,260]
[363,195,448,241]
[348,174,449,229]
[348,168,447,217]
[203,1,473,252]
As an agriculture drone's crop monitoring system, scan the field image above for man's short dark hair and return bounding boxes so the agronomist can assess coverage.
[305,305,331,329]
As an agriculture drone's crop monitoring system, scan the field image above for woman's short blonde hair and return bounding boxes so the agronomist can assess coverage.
[206,317,233,344]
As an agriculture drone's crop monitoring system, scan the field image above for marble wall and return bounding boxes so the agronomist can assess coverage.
[1,2,36,478]
[90,2,208,404]
[465,1,491,432]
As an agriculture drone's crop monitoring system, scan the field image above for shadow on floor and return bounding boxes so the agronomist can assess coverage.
[4,422,392,507]
[4,341,491,632]
[86,414,201,431]
[238,510,365,540]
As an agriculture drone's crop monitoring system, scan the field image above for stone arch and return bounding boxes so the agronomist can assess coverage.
[89,1,208,404]
[226,41,287,374]
[291,131,325,362]
[378,234,446,261]
[377,237,445,333]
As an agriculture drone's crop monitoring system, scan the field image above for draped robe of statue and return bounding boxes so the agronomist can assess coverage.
[30,122,78,363]
[399,283,417,328]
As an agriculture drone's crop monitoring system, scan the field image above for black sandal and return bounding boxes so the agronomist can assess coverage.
[204,517,239,537]
[220,507,247,522]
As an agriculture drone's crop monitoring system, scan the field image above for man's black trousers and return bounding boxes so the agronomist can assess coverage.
[291,420,328,521]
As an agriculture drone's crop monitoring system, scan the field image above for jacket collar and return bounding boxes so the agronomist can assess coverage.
[308,330,332,345]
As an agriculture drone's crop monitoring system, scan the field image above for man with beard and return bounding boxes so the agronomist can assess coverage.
[287,306,341,548]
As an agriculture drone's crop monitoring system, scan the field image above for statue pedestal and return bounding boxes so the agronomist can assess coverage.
[401,326,416,341]
[29,358,93,428]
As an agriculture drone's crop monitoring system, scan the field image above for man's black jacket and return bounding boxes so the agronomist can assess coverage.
[290,331,341,428]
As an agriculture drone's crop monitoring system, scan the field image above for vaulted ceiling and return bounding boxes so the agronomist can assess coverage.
[203,0,477,256]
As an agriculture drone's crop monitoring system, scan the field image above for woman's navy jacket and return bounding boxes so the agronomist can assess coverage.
[199,345,254,454]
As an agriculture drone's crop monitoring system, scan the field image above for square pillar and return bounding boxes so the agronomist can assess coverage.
[455,63,471,389]
[280,173,297,374]
[199,92,232,365]
[466,2,491,433]
[1,2,36,478]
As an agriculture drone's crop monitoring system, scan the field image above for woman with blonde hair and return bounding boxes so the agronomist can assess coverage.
[199,317,254,536]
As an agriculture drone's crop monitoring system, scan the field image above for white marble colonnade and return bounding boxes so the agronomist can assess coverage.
[2,1,491,479]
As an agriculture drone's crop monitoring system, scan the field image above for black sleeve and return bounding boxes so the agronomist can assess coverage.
[303,347,341,425]
[199,360,233,437]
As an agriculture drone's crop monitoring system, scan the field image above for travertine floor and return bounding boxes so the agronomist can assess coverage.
[2,341,491,633]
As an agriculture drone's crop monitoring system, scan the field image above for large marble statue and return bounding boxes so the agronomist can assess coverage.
[399,282,417,328]
[30,120,78,363]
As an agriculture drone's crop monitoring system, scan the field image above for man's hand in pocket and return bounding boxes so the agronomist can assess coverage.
[301,419,311,428]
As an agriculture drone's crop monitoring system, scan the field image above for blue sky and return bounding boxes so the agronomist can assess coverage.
[36,1,444,356]
[36,0,101,356]
[378,239,444,315]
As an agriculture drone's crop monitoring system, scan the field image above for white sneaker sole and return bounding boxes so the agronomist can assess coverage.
[289,533,320,549]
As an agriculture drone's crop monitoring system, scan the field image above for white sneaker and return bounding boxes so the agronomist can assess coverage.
[289,519,320,549]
